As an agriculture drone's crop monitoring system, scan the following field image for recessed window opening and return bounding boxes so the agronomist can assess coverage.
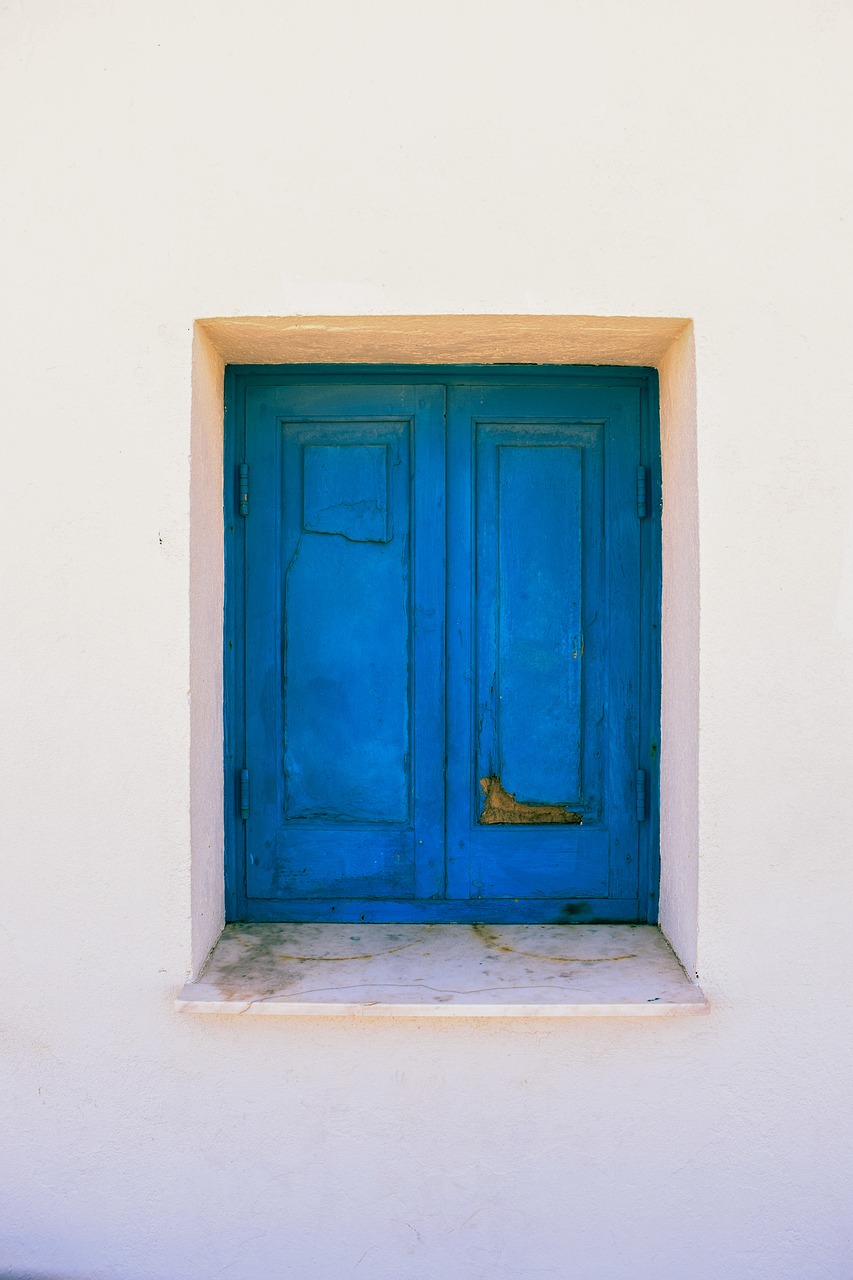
[223,364,661,926]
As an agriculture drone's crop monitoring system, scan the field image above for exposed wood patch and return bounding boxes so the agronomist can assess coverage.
[479,775,583,825]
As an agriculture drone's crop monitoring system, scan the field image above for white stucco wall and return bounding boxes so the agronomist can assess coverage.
[2,3,852,1278]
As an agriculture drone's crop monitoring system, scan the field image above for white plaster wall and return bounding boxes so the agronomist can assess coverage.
[1,2,852,1278]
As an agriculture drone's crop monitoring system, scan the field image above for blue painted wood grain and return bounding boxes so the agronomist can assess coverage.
[497,443,583,801]
[284,428,407,823]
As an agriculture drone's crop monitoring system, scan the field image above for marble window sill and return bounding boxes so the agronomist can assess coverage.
[176,922,707,1018]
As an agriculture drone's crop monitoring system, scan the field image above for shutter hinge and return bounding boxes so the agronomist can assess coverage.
[240,768,250,821]
[636,466,648,519]
[239,463,249,516]
[636,769,647,822]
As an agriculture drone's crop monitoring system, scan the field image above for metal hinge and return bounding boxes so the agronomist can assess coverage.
[636,769,647,822]
[240,768,250,821]
[239,463,249,516]
[636,466,648,519]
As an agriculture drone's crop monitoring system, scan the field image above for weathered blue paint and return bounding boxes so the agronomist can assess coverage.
[445,382,644,910]
[239,382,445,907]
[497,441,584,802]
[225,366,660,924]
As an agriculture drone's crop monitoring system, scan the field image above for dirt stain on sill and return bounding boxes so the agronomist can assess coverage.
[471,924,636,965]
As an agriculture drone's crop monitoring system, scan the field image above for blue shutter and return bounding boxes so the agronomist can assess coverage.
[225,368,660,924]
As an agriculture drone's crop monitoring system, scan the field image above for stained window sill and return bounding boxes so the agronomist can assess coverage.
[176,922,706,1018]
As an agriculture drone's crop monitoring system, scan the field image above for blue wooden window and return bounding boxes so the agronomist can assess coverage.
[225,367,660,924]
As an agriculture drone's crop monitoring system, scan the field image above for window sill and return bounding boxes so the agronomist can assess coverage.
[176,923,707,1018]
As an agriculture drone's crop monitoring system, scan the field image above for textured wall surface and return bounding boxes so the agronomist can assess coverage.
[1,2,852,1278]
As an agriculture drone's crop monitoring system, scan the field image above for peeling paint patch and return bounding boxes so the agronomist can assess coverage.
[303,443,389,541]
[479,775,583,825]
